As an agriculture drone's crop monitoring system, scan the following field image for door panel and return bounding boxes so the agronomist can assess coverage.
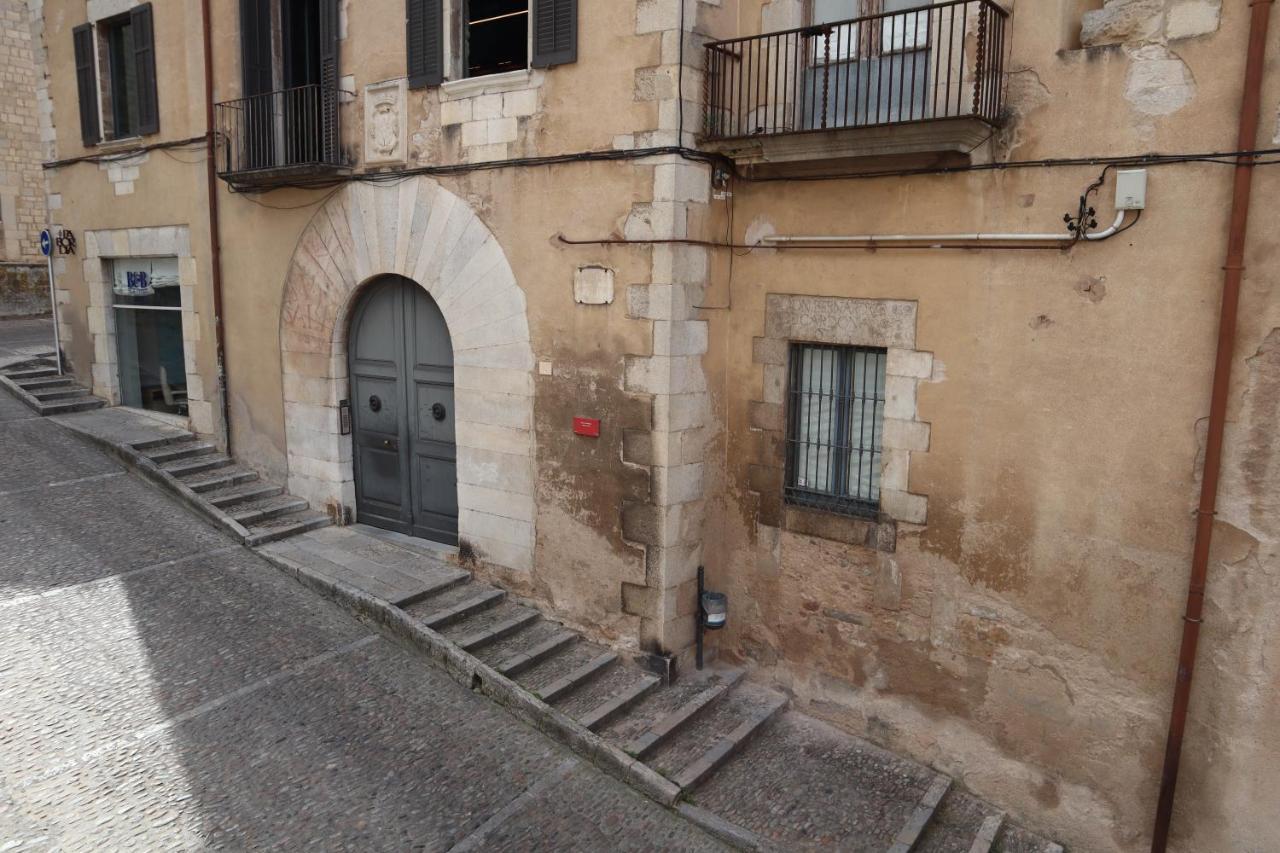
[406,285,459,545]
[349,277,458,545]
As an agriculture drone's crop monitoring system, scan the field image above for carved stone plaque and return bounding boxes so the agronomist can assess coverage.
[364,79,408,166]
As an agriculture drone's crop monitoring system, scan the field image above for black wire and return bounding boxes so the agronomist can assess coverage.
[42,135,208,169]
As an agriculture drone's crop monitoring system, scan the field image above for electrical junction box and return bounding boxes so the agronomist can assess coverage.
[1115,169,1148,210]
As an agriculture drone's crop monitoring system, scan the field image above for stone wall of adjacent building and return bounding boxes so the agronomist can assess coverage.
[0,0,48,264]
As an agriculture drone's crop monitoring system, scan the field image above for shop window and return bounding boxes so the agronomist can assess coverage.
[112,259,188,416]
[466,0,529,78]
[785,343,886,517]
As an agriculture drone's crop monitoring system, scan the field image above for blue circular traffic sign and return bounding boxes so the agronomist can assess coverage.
[39,230,52,257]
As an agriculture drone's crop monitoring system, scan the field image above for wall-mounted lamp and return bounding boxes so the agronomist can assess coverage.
[696,566,728,670]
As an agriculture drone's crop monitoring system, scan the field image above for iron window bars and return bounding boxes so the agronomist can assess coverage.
[704,0,1007,141]
[786,343,886,518]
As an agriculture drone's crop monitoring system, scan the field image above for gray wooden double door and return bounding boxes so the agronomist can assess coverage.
[349,276,458,545]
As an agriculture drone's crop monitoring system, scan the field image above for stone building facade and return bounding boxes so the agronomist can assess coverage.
[0,0,50,315]
[32,0,1280,850]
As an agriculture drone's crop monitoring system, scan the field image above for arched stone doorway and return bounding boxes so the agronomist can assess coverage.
[348,275,457,545]
[279,179,536,571]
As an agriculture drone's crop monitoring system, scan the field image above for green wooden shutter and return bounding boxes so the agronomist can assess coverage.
[532,0,577,68]
[319,0,340,163]
[407,0,443,88]
[73,23,100,146]
[131,4,159,135]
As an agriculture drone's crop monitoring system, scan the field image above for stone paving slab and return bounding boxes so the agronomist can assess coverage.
[0,474,231,600]
[0,414,728,852]
[50,406,192,450]
[449,757,727,852]
[690,711,938,851]
[0,420,121,492]
[0,389,36,422]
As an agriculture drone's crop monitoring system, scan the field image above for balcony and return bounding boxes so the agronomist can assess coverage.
[703,0,1008,176]
[214,84,348,189]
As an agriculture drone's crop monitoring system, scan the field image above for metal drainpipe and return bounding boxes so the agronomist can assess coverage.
[200,0,232,455]
[1150,1,1273,850]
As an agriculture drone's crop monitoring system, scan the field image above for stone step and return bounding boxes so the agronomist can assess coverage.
[993,825,1064,853]
[669,691,788,792]
[623,668,746,760]
[512,636,608,694]
[451,608,542,653]
[6,367,57,380]
[131,433,198,452]
[16,375,71,390]
[143,439,215,464]
[38,396,105,415]
[163,452,233,477]
[970,814,1006,853]
[184,468,260,493]
[243,510,332,547]
[913,787,1006,853]
[228,495,311,526]
[536,652,618,704]
[207,482,284,508]
[412,587,506,630]
[492,629,578,677]
[30,386,88,401]
[888,774,952,853]
[577,674,661,731]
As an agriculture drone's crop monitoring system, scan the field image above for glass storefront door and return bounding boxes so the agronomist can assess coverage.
[112,259,188,415]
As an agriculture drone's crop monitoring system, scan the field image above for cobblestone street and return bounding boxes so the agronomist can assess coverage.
[0,401,726,852]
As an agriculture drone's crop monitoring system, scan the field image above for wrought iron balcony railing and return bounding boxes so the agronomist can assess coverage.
[214,84,345,186]
[704,0,1008,142]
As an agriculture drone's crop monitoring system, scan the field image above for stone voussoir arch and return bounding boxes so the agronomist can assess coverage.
[278,178,536,572]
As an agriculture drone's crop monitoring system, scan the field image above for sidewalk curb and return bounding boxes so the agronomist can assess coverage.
[50,417,254,544]
[255,546,686,811]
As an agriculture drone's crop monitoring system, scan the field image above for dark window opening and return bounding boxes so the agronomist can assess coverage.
[785,343,886,517]
[283,0,322,88]
[101,15,140,139]
[466,0,528,78]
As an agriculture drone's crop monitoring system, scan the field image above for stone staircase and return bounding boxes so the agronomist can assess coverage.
[261,527,1065,853]
[0,356,105,415]
[129,431,331,546]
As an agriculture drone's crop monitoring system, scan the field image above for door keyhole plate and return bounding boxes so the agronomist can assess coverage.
[431,402,447,422]
[369,395,382,413]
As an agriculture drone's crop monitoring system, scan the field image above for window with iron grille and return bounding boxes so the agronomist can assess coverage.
[786,343,886,517]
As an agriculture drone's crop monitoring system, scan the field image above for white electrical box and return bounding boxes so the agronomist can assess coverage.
[1115,169,1148,210]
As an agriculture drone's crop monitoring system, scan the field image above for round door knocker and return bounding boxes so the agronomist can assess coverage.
[431,402,447,422]
[368,395,382,413]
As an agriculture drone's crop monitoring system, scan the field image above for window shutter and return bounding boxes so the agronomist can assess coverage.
[319,0,340,163]
[406,0,443,88]
[532,0,578,68]
[239,0,272,96]
[73,23,100,146]
[131,4,159,135]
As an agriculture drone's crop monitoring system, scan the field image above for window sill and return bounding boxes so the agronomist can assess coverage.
[441,68,544,100]
[94,135,144,150]
[783,503,897,553]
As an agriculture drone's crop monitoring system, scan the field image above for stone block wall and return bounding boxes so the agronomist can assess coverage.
[0,0,49,263]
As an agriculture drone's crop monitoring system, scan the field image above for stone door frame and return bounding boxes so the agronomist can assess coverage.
[278,178,537,573]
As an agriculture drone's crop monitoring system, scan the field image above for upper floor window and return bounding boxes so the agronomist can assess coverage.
[407,0,577,88]
[785,343,886,518]
[466,0,529,78]
[73,4,159,146]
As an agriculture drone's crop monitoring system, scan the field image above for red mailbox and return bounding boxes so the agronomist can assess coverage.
[573,417,601,438]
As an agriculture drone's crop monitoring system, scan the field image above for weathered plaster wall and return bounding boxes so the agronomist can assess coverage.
[698,2,1280,851]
